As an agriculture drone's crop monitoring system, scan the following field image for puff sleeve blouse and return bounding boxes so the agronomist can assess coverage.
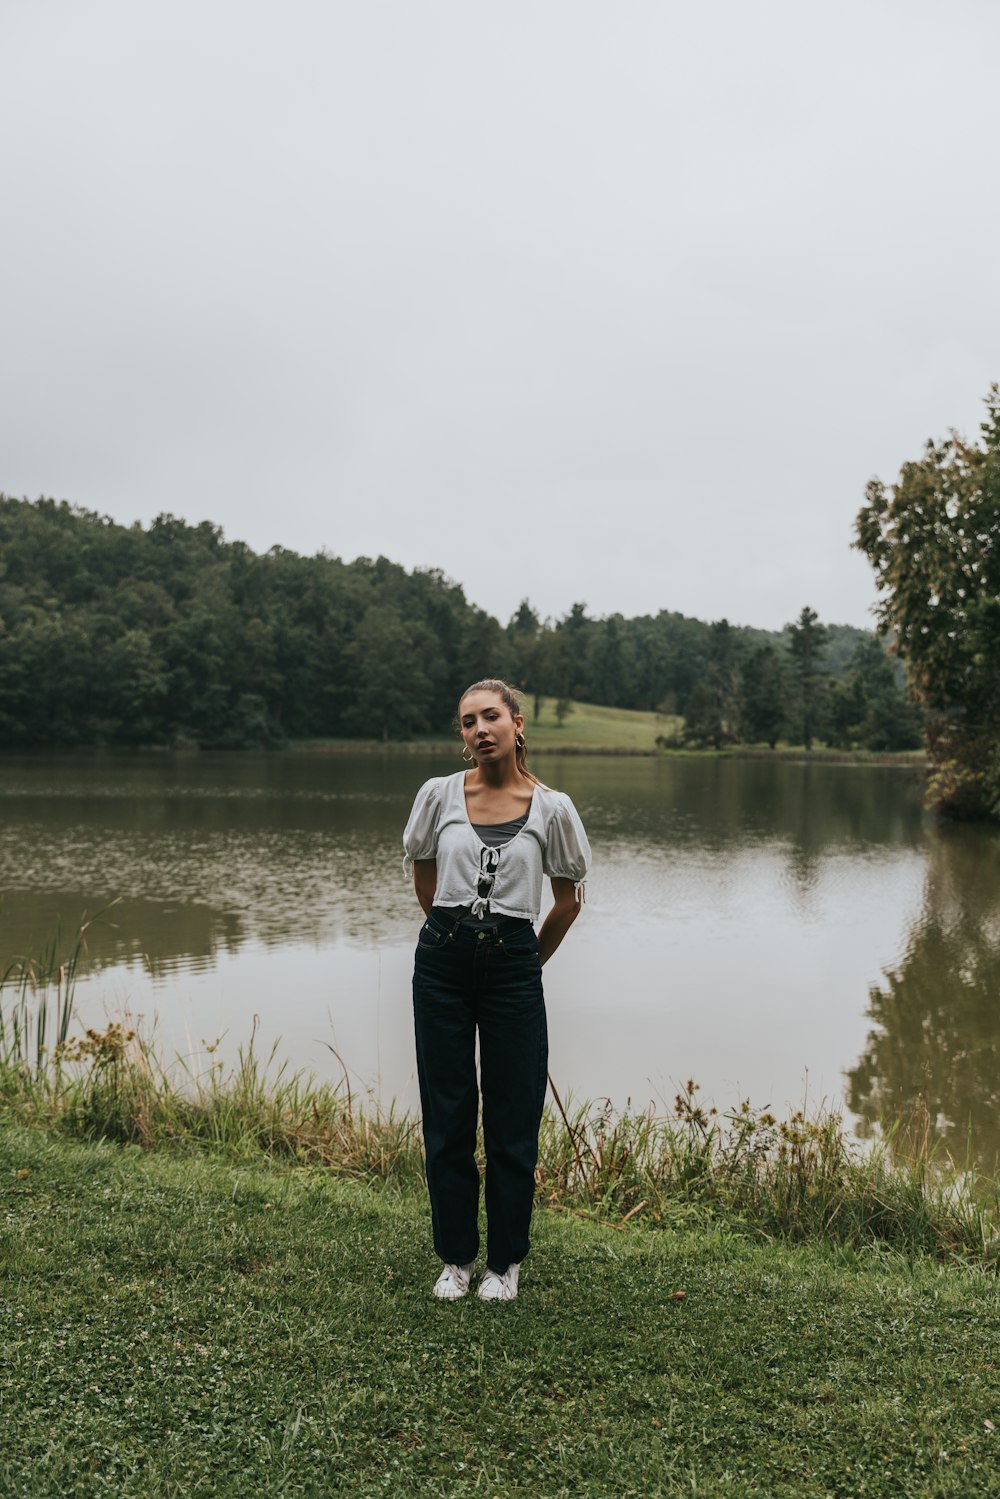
[403,772,591,921]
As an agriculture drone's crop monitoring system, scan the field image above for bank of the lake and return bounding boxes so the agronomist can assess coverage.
[295,738,927,766]
[3,1124,998,1498]
[0,991,994,1263]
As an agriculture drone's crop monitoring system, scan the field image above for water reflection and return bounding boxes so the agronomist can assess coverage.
[847,826,1000,1171]
[0,751,417,966]
[0,889,246,977]
[1,752,929,974]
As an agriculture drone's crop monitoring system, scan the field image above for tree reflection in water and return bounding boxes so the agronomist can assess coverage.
[847,826,1000,1172]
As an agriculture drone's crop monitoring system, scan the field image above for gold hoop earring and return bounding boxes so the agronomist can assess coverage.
[462,745,475,763]
[515,732,526,750]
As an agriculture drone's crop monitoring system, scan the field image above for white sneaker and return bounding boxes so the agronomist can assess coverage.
[477,1263,521,1301]
[432,1262,476,1300]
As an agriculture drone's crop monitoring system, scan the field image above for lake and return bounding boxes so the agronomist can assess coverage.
[2,750,998,1165]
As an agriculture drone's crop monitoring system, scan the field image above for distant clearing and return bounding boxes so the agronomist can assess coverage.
[518,697,680,750]
[295,698,680,753]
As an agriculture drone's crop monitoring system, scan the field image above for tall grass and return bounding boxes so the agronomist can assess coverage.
[1,1002,426,1189]
[539,1081,1000,1263]
[1,931,997,1264]
[0,911,95,1087]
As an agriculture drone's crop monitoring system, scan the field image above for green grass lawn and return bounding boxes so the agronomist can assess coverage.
[518,698,680,751]
[3,1127,998,1498]
[295,700,680,756]
[293,701,926,759]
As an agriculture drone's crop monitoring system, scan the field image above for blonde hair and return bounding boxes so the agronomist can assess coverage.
[456,678,541,785]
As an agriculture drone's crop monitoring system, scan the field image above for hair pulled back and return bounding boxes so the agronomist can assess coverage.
[456,678,541,785]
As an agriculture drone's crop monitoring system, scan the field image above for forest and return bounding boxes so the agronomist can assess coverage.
[0,494,919,753]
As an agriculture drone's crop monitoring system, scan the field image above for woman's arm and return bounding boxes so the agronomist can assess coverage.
[413,858,437,917]
[537,877,583,966]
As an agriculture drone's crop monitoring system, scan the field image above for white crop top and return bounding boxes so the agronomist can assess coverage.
[402,772,591,921]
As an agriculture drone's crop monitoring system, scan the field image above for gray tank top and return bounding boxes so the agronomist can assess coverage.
[470,811,530,849]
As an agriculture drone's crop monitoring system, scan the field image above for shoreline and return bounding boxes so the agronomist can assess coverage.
[0,977,990,1263]
[291,739,928,766]
[0,740,929,767]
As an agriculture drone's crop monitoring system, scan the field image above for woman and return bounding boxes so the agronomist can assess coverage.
[403,679,591,1302]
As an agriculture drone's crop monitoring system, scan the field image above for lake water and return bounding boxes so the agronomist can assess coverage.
[2,750,999,1165]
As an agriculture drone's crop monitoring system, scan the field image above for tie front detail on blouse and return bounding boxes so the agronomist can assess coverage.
[402,773,591,921]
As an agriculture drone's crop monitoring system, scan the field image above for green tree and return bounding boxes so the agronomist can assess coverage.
[854,385,1000,817]
[557,603,594,701]
[708,618,743,741]
[506,600,542,714]
[824,638,921,752]
[680,680,725,749]
[740,644,787,748]
[785,606,830,750]
[586,614,636,708]
[341,605,434,741]
[682,619,744,748]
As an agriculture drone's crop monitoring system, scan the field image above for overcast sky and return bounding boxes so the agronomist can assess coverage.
[3,1,998,631]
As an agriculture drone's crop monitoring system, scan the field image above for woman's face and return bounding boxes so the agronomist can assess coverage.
[458,690,523,765]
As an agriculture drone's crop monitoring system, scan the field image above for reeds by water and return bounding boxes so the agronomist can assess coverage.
[2,930,997,1266]
[539,1082,999,1263]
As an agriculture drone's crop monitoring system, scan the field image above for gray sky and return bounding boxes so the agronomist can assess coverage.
[3,1,998,631]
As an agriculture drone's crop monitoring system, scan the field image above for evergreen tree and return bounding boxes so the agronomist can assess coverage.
[785,606,830,750]
[741,644,787,748]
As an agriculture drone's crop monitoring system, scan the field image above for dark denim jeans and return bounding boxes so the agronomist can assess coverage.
[412,906,548,1274]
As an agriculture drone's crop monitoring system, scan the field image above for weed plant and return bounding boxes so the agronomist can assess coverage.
[1,928,997,1267]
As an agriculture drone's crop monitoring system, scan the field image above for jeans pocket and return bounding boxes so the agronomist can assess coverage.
[417,920,448,950]
[500,935,539,960]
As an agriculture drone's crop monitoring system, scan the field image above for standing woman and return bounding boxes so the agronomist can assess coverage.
[403,679,591,1302]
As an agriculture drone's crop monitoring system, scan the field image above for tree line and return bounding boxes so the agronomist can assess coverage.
[511,600,920,753]
[0,494,917,752]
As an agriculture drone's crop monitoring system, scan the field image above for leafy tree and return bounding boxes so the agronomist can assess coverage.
[824,673,867,752]
[586,613,638,708]
[341,605,435,741]
[682,619,744,748]
[506,599,543,713]
[532,627,571,722]
[680,680,725,749]
[854,384,1000,817]
[708,618,743,740]
[785,606,830,750]
[824,637,922,752]
[94,628,169,743]
[556,603,594,701]
[740,644,787,748]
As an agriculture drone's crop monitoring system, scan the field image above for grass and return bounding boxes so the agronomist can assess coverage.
[519,699,681,752]
[3,944,1000,1494]
[3,1125,1000,1497]
[292,699,928,760]
[294,699,680,755]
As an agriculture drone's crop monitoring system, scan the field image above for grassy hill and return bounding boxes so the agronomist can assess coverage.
[296,699,680,755]
[518,697,680,751]
[295,698,925,759]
